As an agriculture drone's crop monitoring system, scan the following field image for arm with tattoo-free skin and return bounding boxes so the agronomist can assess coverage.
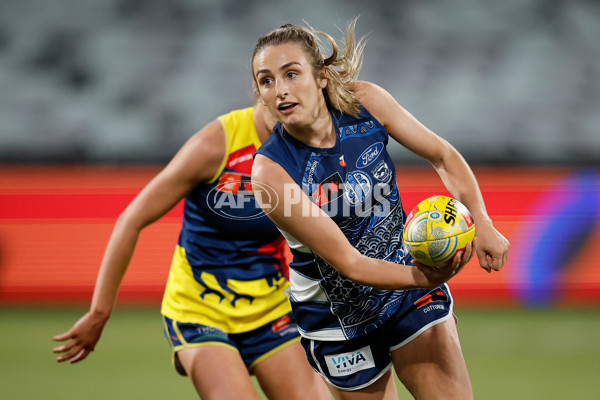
[354,80,509,273]
[52,120,226,363]
[252,155,474,291]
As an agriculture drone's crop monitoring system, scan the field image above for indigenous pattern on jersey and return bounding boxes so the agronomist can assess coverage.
[256,105,412,341]
[161,107,291,334]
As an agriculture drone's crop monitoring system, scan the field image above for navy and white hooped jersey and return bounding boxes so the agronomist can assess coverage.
[256,105,413,341]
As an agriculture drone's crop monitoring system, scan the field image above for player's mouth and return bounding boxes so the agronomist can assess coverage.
[277,102,298,115]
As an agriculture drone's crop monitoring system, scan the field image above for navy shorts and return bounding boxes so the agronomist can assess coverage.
[163,311,300,375]
[301,284,454,391]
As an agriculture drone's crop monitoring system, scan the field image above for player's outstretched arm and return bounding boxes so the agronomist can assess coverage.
[52,119,227,363]
[252,155,470,290]
[355,81,510,273]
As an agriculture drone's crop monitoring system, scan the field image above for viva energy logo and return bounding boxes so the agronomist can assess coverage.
[325,345,375,377]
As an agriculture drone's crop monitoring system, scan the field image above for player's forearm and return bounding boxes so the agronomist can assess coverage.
[89,217,141,316]
[332,254,433,290]
[434,146,490,224]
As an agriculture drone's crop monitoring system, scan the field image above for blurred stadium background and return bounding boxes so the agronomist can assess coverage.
[1,0,599,399]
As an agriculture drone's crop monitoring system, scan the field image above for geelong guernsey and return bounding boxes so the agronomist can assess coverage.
[255,105,412,341]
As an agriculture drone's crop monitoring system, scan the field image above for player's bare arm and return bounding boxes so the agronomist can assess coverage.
[356,81,509,272]
[252,154,469,290]
[53,120,227,363]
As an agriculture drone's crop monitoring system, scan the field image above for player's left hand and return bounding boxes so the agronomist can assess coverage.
[475,219,510,273]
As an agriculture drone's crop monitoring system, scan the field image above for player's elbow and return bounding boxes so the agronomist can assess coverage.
[427,138,450,168]
[115,203,150,233]
[430,139,465,174]
[114,210,141,234]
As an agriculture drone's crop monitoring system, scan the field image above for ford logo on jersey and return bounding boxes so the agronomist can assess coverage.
[356,142,384,168]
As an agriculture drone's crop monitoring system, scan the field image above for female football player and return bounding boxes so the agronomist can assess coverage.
[250,19,509,399]
[52,103,331,400]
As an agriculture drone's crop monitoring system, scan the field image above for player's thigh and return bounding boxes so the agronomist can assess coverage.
[391,318,472,400]
[178,345,261,400]
[253,340,331,400]
[325,368,398,400]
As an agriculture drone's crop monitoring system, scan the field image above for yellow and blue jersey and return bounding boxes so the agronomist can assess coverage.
[161,107,291,334]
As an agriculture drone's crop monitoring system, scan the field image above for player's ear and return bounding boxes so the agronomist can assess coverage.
[318,67,328,89]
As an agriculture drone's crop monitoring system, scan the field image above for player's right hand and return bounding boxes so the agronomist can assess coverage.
[52,311,109,363]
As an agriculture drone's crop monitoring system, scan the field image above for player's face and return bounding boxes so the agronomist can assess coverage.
[253,43,327,129]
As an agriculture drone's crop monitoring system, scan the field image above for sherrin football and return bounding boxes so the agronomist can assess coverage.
[402,195,475,268]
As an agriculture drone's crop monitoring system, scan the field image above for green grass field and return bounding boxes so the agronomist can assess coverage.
[1,307,599,399]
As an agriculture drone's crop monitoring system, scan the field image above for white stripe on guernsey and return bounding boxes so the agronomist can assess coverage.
[289,268,329,303]
[278,228,311,252]
[298,325,347,341]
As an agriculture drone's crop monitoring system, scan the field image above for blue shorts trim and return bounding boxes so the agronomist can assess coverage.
[302,284,453,390]
[163,311,300,375]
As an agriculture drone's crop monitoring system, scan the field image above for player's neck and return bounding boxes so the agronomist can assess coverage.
[285,107,335,148]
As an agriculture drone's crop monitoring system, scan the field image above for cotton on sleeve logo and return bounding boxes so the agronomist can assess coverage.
[325,345,375,377]
[357,142,383,168]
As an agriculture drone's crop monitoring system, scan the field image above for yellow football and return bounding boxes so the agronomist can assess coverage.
[402,195,475,268]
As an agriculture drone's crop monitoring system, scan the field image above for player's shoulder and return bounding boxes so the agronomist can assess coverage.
[353,80,389,101]
[174,117,226,179]
[352,80,397,123]
[217,106,255,133]
[188,118,226,150]
[218,106,254,121]
[354,81,395,108]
